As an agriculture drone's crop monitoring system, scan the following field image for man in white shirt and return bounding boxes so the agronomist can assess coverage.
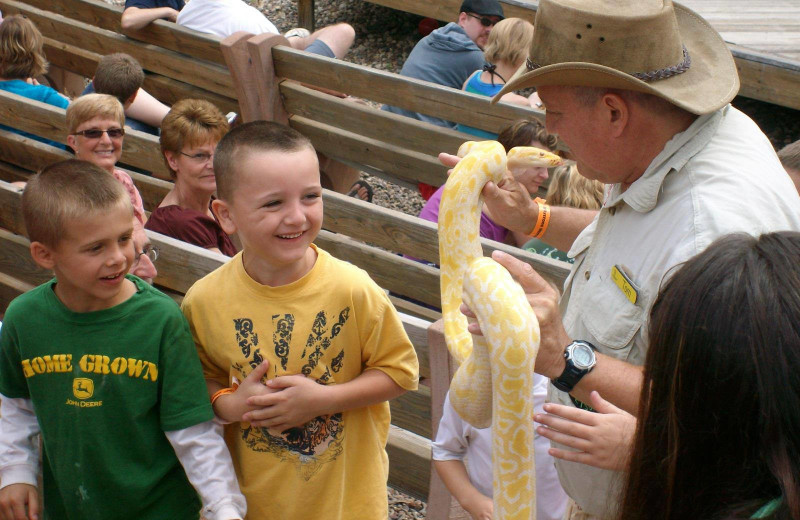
[444,0,800,518]
[177,0,354,59]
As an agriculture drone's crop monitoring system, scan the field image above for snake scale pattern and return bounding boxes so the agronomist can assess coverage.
[438,140,563,520]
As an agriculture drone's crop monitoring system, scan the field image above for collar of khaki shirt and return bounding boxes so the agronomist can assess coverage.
[605,105,727,214]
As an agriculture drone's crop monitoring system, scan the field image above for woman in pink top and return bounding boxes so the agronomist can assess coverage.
[145,98,235,256]
[66,93,157,283]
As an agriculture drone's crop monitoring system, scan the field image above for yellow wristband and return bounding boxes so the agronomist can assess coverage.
[529,198,551,239]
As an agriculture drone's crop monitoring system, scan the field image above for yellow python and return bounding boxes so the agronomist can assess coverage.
[438,141,562,520]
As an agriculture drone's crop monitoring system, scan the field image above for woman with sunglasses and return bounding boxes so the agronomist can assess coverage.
[65,93,158,283]
[145,98,235,255]
[0,16,69,149]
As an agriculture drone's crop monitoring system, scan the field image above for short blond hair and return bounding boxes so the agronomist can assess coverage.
[0,15,48,80]
[778,139,800,172]
[483,18,533,67]
[66,94,125,135]
[546,164,604,210]
[22,159,130,248]
[160,99,229,178]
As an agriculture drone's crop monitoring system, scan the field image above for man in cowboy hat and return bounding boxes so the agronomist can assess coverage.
[382,0,504,129]
[448,0,800,518]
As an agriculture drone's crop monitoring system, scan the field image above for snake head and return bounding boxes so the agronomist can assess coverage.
[506,146,564,169]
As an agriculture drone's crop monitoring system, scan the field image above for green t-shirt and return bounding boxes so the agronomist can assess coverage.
[0,276,214,520]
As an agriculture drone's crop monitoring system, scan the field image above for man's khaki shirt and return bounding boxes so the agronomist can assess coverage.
[549,105,800,517]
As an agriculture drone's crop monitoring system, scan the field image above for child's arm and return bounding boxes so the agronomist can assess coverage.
[0,396,41,520]
[432,393,494,520]
[434,460,493,520]
[121,6,179,30]
[165,421,246,520]
[125,88,170,128]
[242,368,406,431]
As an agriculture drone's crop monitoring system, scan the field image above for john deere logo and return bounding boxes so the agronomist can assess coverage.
[73,378,94,399]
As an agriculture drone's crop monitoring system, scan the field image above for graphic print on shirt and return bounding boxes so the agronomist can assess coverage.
[234,307,351,480]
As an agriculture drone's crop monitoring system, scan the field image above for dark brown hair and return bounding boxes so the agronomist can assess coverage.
[497,119,558,153]
[619,232,800,520]
[213,121,313,201]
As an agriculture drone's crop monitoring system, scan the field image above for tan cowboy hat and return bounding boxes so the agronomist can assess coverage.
[491,0,739,115]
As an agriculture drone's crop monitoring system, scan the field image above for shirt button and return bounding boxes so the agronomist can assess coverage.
[608,207,617,216]
[584,270,591,280]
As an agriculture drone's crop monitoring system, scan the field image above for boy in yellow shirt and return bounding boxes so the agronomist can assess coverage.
[181,121,419,520]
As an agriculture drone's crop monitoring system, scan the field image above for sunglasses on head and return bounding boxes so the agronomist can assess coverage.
[466,12,499,27]
[72,128,125,139]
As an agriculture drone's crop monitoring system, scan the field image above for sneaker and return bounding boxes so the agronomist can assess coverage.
[284,27,311,39]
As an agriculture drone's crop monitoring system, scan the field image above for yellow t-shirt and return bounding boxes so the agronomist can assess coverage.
[182,245,419,520]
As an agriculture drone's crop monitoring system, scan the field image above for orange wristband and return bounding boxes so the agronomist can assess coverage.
[529,198,551,239]
[210,383,239,405]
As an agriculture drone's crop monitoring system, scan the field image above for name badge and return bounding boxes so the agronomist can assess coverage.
[611,265,639,304]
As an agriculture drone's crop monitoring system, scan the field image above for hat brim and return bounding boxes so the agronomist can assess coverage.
[491,3,739,115]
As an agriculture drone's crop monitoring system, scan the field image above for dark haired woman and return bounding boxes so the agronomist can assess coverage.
[536,232,800,520]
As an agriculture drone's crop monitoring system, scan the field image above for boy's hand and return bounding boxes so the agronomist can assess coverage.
[243,375,331,431]
[213,361,278,423]
[0,483,39,520]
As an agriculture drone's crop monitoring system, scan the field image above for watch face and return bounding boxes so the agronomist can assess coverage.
[572,344,595,369]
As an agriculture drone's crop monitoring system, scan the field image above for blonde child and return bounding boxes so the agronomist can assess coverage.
[523,164,604,263]
[181,121,420,519]
[0,160,245,520]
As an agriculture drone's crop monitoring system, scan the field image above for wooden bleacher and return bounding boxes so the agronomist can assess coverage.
[0,0,573,511]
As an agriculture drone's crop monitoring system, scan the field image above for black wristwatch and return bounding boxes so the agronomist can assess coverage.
[551,340,597,393]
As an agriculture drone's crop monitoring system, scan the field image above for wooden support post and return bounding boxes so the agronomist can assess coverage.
[246,34,291,124]
[220,31,263,123]
[426,319,459,520]
[297,0,315,32]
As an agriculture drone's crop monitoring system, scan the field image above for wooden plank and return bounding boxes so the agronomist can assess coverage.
[24,0,227,66]
[297,0,316,31]
[272,46,544,134]
[246,33,291,124]
[0,270,35,315]
[0,0,233,98]
[390,386,432,439]
[290,116,449,187]
[387,425,431,500]
[315,230,442,308]
[221,32,267,124]
[0,229,52,289]
[398,312,432,381]
[0,89,170,179]
[0,129,70,177]
[281,81,469,158]
[732,45,800,110]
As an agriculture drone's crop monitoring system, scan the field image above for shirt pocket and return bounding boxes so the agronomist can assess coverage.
[581,265,645,355]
